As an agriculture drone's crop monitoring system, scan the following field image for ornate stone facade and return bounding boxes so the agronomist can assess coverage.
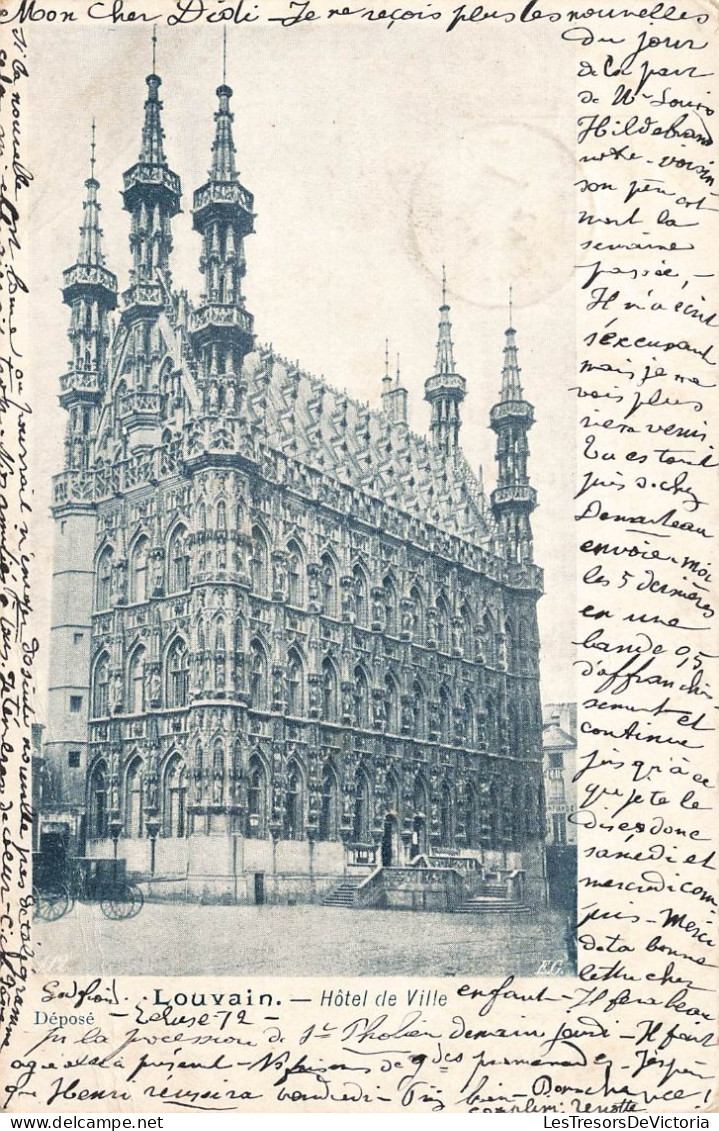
[45,60,545,901]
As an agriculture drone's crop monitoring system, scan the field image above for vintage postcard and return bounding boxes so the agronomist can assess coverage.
[0,0,717,1116]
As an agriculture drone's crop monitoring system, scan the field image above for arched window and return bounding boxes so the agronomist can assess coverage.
[251,526,269,596]
[512,782,523,847]
[97,546,113,610]
[352,767,371,842]
[130,536,149,603]
[436,595,451,652]
[353,564,369,627]
[382,574,398,636]
[124,756,144,838]
[509,704,520,757]
[287,540,304,606]
[217,500,227,530]
[483,612,495,666]
[249,639,268,710]
[523,782,536,841]
[354,665,370,728]
[197,617,206,651]
[197,501,207,531]
[284,762,304,840]
[247,755,268,838]
[168,526,189,594]
[92,652,110,718]
[439,685,452,741]
[128,646,146,714]
[321,656,338,721]
[486,694,497,751]
[287,648,305,716]
[465,783,478,849]
[461,602,474,657]
[412,680,425,737]
[505,617,515,672]
[212,738,225,805]
[412,775,428,857]
[521,699,532,756]
[166,637,189,708]
[386,770,401,818]
[410,585,424,643]
[384,672,399,733]
[214,620,226,689]
[88,760,108,839]
[440,781,453,845]
[319,762,339,841]
[194,737,204,780]
[489,782,500,848]
[320,553,338,617]
[464,692,476,745]
[162,753,187,838]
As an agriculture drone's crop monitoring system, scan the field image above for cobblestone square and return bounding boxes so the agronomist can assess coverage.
[34,902,571,978]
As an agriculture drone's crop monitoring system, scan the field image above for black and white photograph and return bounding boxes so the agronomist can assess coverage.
[26,22,579,979]
[2,0,718,1116]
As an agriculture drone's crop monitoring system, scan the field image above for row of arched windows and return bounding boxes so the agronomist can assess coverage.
[87,752,188,841]
[92,637,189,718]
[96,526,190,610]
[96,526,536,673]
[91,633,537,755]
[249,531,535,667]
[87,749,543,850]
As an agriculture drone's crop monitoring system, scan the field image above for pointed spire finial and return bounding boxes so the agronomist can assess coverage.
[500,315,523,402]
[90,118,96,180]
[152,26,158,74]
[509,283,513,329]
[434,271,456,376]
[222,26,227,85]
[396,351,401,384]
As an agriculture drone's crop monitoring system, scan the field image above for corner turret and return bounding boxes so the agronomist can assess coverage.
[424,267,466,452]
[489,291,536,564]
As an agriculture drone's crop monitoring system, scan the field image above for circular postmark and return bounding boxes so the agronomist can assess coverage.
[407,119,575,311]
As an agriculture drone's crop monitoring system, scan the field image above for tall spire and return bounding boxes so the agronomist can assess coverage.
[210,77,239,183]
[61,122,118,467]
[139,72,166,166]
[382,344,408,426]
[434,265,457,376]
[425,267,466,453]
[122,37,182,294]
[191,44,255,403]
[382,338,392,392]
[77,121,105,268]
[489,306,536,564]
[501,325,523,402]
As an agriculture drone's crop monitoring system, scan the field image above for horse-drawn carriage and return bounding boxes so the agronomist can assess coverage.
[33,834,143,921]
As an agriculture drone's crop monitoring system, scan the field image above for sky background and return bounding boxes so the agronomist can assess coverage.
[28,20,576,714]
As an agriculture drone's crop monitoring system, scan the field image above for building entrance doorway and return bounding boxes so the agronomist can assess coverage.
[381,814,399,867]
[411,813,427,860]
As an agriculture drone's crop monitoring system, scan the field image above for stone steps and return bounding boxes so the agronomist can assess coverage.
[321,878,364,907]
[456,896,530,915]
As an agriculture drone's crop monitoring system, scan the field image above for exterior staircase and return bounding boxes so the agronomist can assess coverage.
[455,879,529,915]
[321,875,365,908]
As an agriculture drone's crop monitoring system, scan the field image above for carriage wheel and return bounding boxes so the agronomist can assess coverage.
[125,882,144,918]
[100,883,143,920]
[35,884,73,921]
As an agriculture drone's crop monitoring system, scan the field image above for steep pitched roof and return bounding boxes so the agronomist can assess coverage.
[240,346,492,547]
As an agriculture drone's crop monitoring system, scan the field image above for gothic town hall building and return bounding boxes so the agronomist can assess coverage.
[44,60,546,908]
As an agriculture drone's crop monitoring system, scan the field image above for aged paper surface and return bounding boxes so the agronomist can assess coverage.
[0,0,717,1115]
